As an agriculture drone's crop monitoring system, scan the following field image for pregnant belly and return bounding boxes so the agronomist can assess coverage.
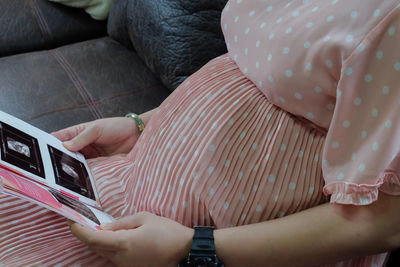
[126,54,328,227]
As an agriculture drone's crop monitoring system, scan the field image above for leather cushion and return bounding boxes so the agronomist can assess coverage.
[0,0,107,57]
[0,37,169,132]
[108,0,228,91]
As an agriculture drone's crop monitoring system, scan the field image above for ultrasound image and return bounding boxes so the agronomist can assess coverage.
[48,145,95,200]
[7,137,31,157]
[0,121,45,178]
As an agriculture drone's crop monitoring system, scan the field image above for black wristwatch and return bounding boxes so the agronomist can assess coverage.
[179,226,224,267]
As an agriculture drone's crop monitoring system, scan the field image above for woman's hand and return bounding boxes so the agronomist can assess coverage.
[52,117,140,158]
[69,212,194,267]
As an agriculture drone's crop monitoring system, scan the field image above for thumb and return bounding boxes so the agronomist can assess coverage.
[63,125,101,152]
[101,212,153,231]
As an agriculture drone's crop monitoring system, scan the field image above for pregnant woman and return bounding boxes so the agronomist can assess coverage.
[1,1,399,266]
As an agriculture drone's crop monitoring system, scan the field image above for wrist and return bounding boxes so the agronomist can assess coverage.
[138,107,158,125]
[125,113,145,133]
[214,225,253,267]
[214,228,232,266]
[122,117,141,140]
[175,226,194,264]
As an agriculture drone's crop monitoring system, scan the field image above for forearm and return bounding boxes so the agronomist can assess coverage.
[214,192,400,266]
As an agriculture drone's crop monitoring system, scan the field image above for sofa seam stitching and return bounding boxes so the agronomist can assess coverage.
[32,0,52,38]
[49,50,102,119]
[53,49,103,118]
[26,0,47,39]
[29,91,139,121]
[27,0,51,40]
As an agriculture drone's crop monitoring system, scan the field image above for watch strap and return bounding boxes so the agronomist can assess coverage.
[191,226,215,255]
[180,226,224,267]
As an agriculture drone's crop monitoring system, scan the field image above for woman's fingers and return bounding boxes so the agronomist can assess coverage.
[101,212,153,231]
[52,122,103,156]
[52,122,90,141]
[79,145,102,159]
[70,222,124,251]
[63,125,101,152]
[51,126,79,142]
[91,249,120,264]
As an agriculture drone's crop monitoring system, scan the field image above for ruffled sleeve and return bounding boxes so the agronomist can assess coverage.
[322,9,400,205]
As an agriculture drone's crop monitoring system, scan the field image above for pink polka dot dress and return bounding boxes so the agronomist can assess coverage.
[222,0,400,206]
[0,0,399,266]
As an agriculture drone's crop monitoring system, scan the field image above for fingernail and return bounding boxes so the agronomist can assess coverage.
[63,141,73,149]
[100,223,111,230]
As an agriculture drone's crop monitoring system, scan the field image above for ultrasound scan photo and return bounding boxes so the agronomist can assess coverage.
[0,121,45,178]
[61,162,79,179]
[48,145,95,200]
[7,137,31,157]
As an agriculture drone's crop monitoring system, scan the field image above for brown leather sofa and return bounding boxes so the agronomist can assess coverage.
[0,0,227,133]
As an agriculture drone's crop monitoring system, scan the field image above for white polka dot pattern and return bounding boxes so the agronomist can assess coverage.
[222,2,399,265]
[122,55,328,229]
[222,0,400,206]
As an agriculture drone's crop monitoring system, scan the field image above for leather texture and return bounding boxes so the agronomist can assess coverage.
[0,0,107,57]
[108,0,228,91]
[0,37,169,132]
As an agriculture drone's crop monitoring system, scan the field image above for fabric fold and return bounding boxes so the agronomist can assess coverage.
[324,171,400,205]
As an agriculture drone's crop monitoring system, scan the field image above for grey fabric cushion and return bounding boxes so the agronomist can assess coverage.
[108,0,228,91]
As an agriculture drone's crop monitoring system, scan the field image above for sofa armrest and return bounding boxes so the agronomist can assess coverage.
[107,0,228,91]
[0,0,107,57]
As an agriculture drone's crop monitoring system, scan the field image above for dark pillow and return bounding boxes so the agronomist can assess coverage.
[108,0,228,91]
